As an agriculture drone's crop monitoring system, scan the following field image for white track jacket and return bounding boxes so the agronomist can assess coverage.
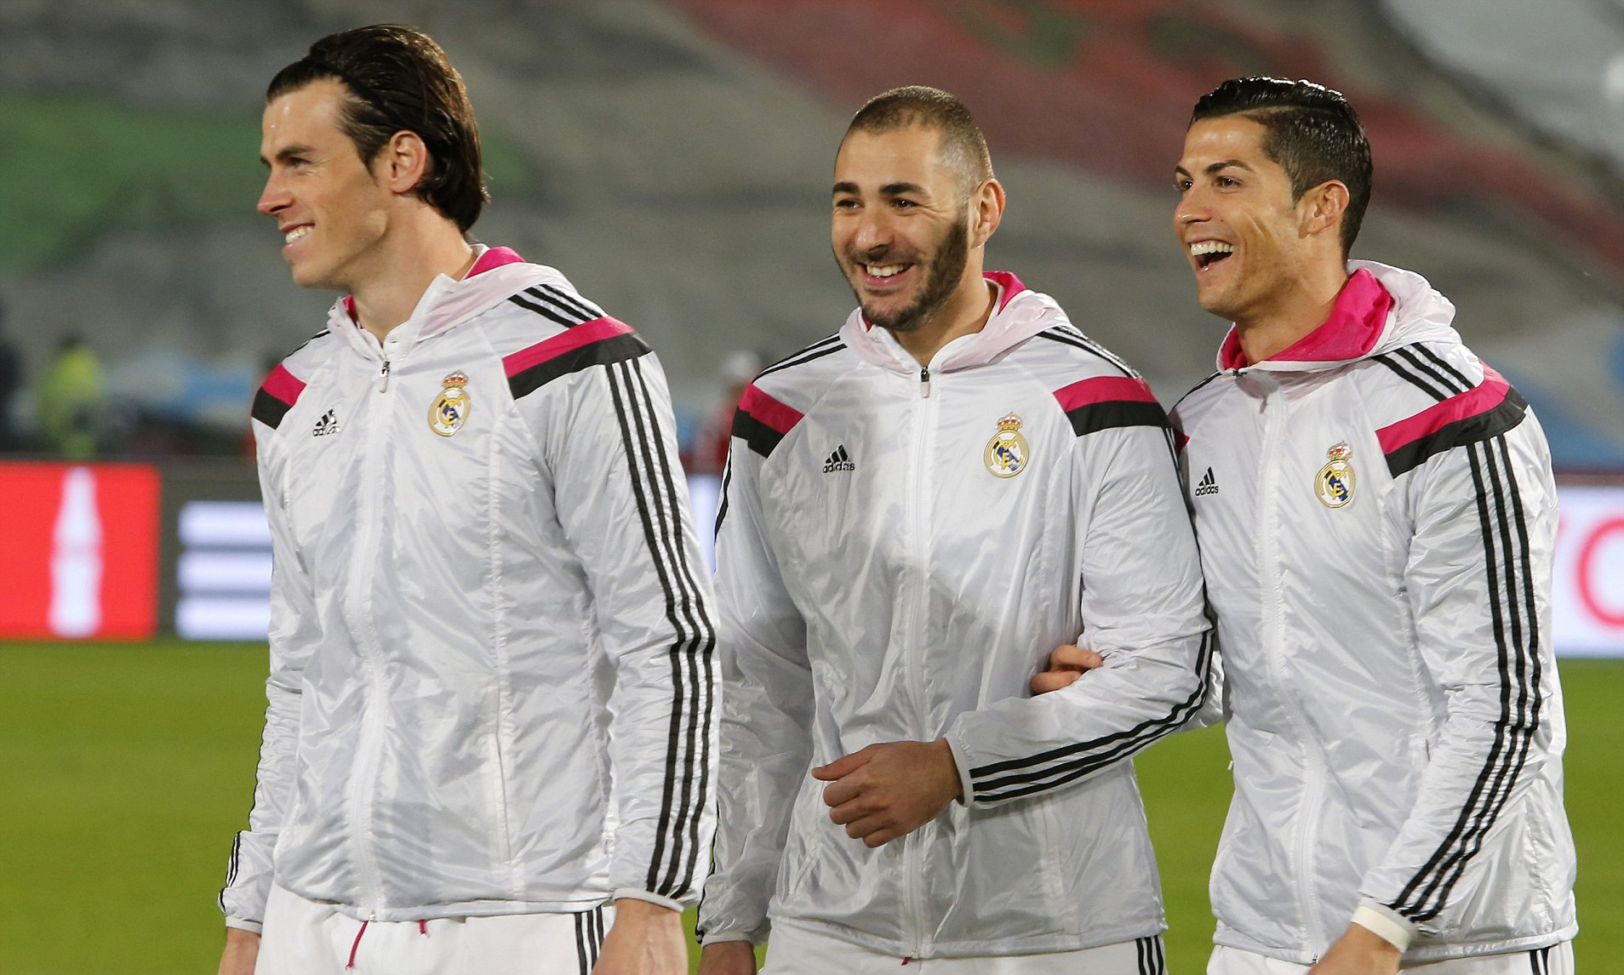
[219,247,718,928]
[697,273,1213,958]
[1174,262,1577,963]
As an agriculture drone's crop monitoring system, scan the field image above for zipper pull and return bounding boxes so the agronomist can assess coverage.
[376,359,391,392]
[919,365,931,398]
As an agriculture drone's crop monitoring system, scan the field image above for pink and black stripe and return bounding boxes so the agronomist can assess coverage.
[1373,346,1542,924]
[731,384,804,459]
[1053,375,1169,437]
[503,316,651,400]
[1376,357,1527,478]
[251,364,306,430]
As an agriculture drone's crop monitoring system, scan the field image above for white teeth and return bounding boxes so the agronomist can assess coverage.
[285,226,311,244]
[1189,241,1233,257]
[867,264,906,278]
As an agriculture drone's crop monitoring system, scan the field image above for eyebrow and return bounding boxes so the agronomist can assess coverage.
[260,144,316,168]
[832,180,930,197]
[1174,159,1253,178]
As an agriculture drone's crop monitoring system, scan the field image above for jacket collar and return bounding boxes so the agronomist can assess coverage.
[841,271,1066,375]
[326,245,570,356]
[1215,260,1460,374]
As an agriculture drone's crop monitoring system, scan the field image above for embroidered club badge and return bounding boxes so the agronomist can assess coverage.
[1316,440,1356,508]
[430,371,472,437]
[985,413,1029,478]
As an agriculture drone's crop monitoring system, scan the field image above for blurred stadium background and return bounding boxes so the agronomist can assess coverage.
[1,0,1621,971]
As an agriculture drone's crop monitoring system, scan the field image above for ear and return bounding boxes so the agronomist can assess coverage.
[377,130,430,196]
[1299,180,1349,243]
[969,178,1007,248]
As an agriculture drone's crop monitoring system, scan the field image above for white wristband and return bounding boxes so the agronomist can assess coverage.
[1351,904,1413,952]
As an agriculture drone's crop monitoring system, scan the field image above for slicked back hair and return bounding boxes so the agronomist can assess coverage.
[1191,77,1372,257]
[268,25,488,232]
[846,86,994,198]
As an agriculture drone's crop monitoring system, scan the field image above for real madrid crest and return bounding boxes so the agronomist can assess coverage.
[1316,440,1356,508]
[985,412,1029,478]
[430,370,472,437]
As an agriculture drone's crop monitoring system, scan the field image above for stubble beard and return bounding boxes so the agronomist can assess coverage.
[842,215,970,333]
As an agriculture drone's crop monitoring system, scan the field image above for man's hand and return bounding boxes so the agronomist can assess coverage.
[696,940,758,975]
[594,899,687,975]
[216,928,260,975]
[812,739,962,848]
[1030,643,1103,695]
[1307,923,1402,975]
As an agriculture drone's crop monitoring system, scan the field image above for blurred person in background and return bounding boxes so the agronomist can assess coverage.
[0,295,21,451]
[37,333,103,459]
[218,24,716,975]
[685,349,760,475]
[1042,76,1576,975]
[696,85,1211,975]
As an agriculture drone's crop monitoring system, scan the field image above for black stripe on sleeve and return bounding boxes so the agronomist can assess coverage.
[1064,400,1171,438]
[968,632,1213,802]
[507,292,577,327]
[508,333,651,400]
[251,388,294,430]
[1413,344,1474,390]
[731,408,790,459]
[625,357,717,897]
[534,283,603,321]
[1393,346,1470,395]
[1373,354,1450,401]
[1385,437,1541,923]
[1035,328,1135,377]
[714,454,733,537]
[1384,388,1528,478]
[605,360,715,901]
[755,335,843,379]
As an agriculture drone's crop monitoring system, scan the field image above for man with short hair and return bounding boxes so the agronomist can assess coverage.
[217,25,716,975]
[1050,76,1578,974]
[695,85,1211,975]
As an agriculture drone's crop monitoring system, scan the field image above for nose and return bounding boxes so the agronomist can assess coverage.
[1174,185,1209,232]
[850,205,894,257]
[258,169,290,217]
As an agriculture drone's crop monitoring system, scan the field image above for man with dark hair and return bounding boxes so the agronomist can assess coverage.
[1047,75,1577,974]
[218,25,716,975]
[695,85,1211,974]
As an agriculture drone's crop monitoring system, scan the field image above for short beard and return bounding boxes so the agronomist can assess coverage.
[845,214,970,333]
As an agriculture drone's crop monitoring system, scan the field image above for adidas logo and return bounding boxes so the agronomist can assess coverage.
[822,445,856,473]
[312,409,340,437]
[1193,466,1219,496]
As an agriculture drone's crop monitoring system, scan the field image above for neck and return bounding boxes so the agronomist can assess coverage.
[890,273,997,367]
[348,214,476,345]
[1233,259,1349,365]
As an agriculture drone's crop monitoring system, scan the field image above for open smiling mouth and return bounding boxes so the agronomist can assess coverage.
[1190,242,1234,270]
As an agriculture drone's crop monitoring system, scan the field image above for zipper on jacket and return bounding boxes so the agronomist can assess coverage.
[345,359,395,915]
[1255,376,1326,952]
[900,368,939,957]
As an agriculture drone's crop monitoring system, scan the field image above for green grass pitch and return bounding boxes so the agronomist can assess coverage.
[0,643,1617,973]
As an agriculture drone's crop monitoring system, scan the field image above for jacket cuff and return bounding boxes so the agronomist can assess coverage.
[1351,899,1415,952]
[699,929,759,947]
[943,731,976,806]
[612,888,686,913]
[224,917,263,935]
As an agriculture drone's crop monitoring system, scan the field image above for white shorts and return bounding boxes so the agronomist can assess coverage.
[762,919,1170,974]
[1208,942,1573,975]
[255,883,613,975]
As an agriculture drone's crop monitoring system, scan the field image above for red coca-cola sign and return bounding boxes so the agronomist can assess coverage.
[0,462,159,640]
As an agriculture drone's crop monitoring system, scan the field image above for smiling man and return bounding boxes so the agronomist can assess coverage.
[1163,77,1575,974]
[694,86,1211,975]
[216,25,716,975]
